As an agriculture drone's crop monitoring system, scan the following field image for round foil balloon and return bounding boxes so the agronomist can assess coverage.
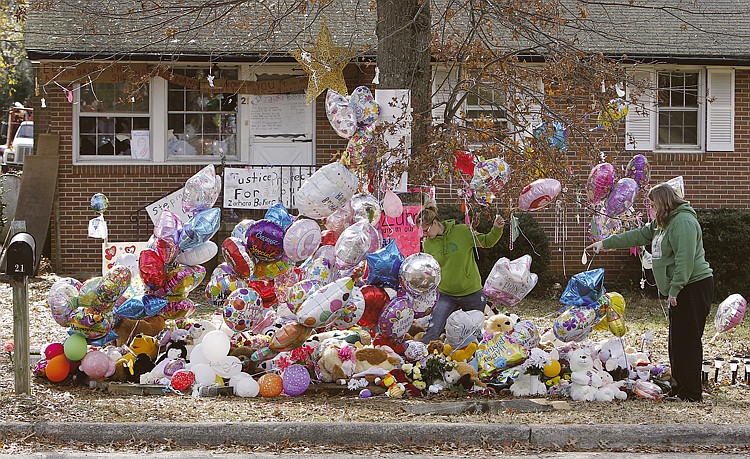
[377,295,415,342]
[295,162,359,220]
[604,177,638,217]
[231,219,255,240]
[409,288,438,320]
[90,193,109,213]
[335,221,374,269]
[246,219,285,261]
[252,257,292,280]
[247,279,277,308]
[47,280,80,327]
[303,257,335,284]
[163,264,206,300]
[170,369,195,391]
[587,163,616,205]
[399,253,441,295]
[69,307,114,340]
[444,309,484,349]
[715,293,747,334]
[98,265,132,304]
[223,287,264,332]
[350,193,382,224]
[325,203,354,235]
[518,178,562,212]
[161,299,197,320]
[553,305,599,342]
[284,218,322,262]
[205,272,248,309]
[222,237,255,278]
[175,240,218,266]
[182,164,221,214]
[626,154,650,188]
[345,126,375,166]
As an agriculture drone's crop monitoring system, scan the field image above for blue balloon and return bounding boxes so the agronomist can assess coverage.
[178,207,221,251]
[115,294,168,319]
[86,330,119,346]
[265,203,292,230]
[365,240,404,288]
[534,122,569,153]
[559,268,605,308]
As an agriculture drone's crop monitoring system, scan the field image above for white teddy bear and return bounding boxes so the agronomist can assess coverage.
[568,348,602,402]
[595,370,628,402]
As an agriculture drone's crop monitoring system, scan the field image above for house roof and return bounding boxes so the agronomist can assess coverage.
[24,0,750,63]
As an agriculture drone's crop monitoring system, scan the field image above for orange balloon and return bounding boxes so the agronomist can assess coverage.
[258,373,283,397]
[46,355,71,383]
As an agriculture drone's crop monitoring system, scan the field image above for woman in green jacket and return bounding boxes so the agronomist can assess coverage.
[587,182,713,402]
[417,199,504,343]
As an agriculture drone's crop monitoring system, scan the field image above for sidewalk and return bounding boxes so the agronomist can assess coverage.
[1,421,750,450]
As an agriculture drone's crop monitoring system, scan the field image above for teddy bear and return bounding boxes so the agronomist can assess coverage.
[442,341,478,362]
[140,341,189,384]
[113,315,166,346]
[483,313,518,335]
[113,334,159,382]
[353,346,401,376]
[568,348,603,401]
[443,361,486,390]
[597,338,631,380]
[596,370,628,402]
[315,338,356,383]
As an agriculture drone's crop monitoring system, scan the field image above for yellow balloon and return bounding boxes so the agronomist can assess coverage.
[543,359,561,378]
[606,292,627,337]
[593,295,610,331]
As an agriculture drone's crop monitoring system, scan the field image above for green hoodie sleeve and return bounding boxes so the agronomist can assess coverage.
[667,219,698,297]
[474,225,503,248]
[602,223,655,250]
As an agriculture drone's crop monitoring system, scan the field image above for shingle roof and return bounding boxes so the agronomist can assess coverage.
[24,0,750,62]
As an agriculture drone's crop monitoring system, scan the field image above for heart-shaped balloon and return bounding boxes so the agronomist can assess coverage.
[358,285,390,328]
[349,85,380,126]
[139,248,167,290]
[382,189,403,218]
[325,90,357,138]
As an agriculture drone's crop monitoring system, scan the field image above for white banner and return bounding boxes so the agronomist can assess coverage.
[223,166,315,209]
[145,187,191,225]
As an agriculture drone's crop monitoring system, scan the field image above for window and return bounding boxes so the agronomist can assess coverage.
[15,123,32,139]
[464,87,508,130]
[167,67,239,160]
[78,82,150,157]
[656,70,703,150]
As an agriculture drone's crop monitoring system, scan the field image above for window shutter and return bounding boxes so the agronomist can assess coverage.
[431,66,462,124]
[625,68,654,151]
[707,68,735,152]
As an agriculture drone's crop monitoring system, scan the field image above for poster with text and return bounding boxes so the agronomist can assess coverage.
[378,205,421,257]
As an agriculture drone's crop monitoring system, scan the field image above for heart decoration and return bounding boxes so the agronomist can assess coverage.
[104,246,117,261]
[125,245,137,254]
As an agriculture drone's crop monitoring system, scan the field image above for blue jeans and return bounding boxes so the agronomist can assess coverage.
[420,289,487,343]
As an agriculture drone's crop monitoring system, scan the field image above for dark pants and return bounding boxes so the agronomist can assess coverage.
[420,289,486,343]
[668,276,714,401]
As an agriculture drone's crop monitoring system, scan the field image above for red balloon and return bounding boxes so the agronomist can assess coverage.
[247,280,277,308]
[222,237,255,278]
[358,284,390,328]
[149,237,178,264]
[170,369,195,391]
[139,248,167,290]
[320,230,338,247]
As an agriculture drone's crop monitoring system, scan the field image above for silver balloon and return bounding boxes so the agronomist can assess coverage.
[231,219,255,240]
[350,193,382,224]
[399,253,442,295]
[334,220,373,269]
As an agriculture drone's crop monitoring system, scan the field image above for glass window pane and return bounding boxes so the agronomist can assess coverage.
[80,135,98,155]
[683,125,698,145]
[80,117,96,134]
[168,90,185,111]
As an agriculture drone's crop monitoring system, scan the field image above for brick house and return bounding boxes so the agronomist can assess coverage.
[23,1,750,281]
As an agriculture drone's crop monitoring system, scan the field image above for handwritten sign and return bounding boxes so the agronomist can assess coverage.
[130,130,150,160]
[223,166,315,209]
[249,94,310,136]
[102,241,148,275]
[378,205,422,257]
[145,188,191,225]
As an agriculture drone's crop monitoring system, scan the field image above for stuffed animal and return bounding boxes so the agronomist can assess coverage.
[382,369,421,397]
[597,338,631,380]
[427,340,447,356]
[315,338,356,383]
[443,361,486,389]
[483,313,518,335]
[443,341,478,362]
[228,346,259,374]
[307,328,371,348]
[568,348,603,401]
[125,354,155,383]
[596,370,628,402]
[510,373,548,397]
[140,341,189,384]
[114,334,159,381]
[114,316,166,346]
[353,346,401,375]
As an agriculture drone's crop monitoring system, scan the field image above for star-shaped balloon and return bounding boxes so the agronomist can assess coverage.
[290,20,356,104]
[366,240,404,289]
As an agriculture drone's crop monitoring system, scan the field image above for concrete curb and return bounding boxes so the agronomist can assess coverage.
[2,422,750,449]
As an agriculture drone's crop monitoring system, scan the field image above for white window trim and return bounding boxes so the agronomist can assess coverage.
[653,66,706,153]
[72,63,316,166]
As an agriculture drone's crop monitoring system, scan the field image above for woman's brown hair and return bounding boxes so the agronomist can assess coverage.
[648,183,687,229]
[416,198,439,227]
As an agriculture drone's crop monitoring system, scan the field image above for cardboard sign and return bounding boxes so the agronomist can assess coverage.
[145,188,191,225]
[378,205,422,257]
[102,241,148,274]
[223,166,315,209]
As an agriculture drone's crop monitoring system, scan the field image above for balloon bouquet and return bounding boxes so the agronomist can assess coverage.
[38,165,223,384]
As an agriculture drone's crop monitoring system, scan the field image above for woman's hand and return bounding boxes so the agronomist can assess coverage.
[493,214,505,228]
[586,241,604,253]
[668,295,678,307]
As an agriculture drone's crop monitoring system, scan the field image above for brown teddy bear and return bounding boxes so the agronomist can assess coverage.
[444,361,486,389]
[114,316,166,346]
[353,346,401,374]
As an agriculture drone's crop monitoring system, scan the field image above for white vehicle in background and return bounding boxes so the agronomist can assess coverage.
[2,120,33,170]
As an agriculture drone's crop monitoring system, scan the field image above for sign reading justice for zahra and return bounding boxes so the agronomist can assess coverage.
[223,167,315,209]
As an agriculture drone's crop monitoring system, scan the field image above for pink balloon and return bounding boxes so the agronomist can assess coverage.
[80,350,111,380]
[382,190,403,218]
[518,178,561,212]
[587,163,616,204]
[153,210,183,245]
[325,203,354,234]
[283,219,322,262]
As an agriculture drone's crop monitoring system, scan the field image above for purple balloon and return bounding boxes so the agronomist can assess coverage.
[605,177,638,217]
[247,219,285,261]
[377,295,415,341]
[282,364,311,396]
[625,154,651,188]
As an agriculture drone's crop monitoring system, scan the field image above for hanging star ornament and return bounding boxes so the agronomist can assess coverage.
[291,20,356,104]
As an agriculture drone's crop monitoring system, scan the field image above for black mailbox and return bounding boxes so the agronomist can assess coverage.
[5,232,35,277]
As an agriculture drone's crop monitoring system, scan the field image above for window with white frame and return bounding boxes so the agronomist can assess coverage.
[167,66,239,159]
[656,70,703,149]
[78,82,150,157]
[464,86,508,131]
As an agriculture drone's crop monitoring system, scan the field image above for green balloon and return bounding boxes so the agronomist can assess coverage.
[63,333,88,361]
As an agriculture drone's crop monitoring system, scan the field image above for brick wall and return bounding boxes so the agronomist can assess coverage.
[34,64,749,281]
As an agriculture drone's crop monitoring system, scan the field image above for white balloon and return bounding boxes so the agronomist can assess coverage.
[233,375,260,397]
[191,363,218,386]
[210,355,243,379]
[295,162,359,219]
[176,241,218,266]
[200,330,231,362]
[188,343,210,365]
[297,277,355,328]
[483,255,537,307]
[445,310,484,349]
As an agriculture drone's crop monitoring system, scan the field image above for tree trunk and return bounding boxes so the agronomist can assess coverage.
[376,0,431,157]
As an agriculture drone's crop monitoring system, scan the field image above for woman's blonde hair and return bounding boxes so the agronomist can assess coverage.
[416,198,439,227]
[648,183,687,228]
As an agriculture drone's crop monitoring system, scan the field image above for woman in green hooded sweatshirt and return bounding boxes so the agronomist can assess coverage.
[587,182,713,402]
[417,199,504,343]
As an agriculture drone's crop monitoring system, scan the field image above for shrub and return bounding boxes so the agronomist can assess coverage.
[434,205,551,291]
[697,208,750,301]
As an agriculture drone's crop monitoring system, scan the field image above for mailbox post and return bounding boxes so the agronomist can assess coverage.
[5,231,35,395]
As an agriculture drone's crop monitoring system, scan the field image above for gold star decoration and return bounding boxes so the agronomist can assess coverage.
[291,19,356,104]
